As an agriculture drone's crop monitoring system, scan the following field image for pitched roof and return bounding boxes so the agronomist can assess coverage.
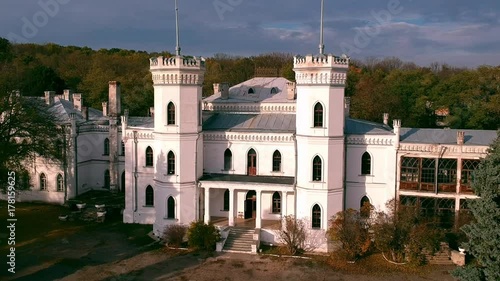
[203,113,296,133]
[399,128,497,146]
[345,118,393,135]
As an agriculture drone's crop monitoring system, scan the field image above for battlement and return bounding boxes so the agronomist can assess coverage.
[294,54,349,69]
[150,55,205,70]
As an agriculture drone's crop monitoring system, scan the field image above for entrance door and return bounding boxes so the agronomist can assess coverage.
[244,190,256,219]
[247,149,257,176]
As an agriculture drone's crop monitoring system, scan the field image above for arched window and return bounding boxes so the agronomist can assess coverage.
[167,151,175,175]
[312,204,321,228]
[223,189,230,211]
[56,174,63,192]
[104,138,110,155]
[313,103,323,127]
[270,87,277,94]
[167,196,175,219]
[272,192,281,213]
[121,171,125,193]
[247,149,257,176]
[121,141,125,156]
[145,185,154,206]
[248,88,255,94]
[360,196,371,218]
[167,102,176,125]
[224,149,232,171]
[361,152,372,175]
[40,173,47,190]
[145,146,153,167]
[272,150,282,172]
[312,156,322,181]
[104,170,110,189]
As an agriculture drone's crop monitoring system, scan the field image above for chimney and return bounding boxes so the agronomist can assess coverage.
[287,82,296,100]
[383,113,389,125]
[72,93,82,111]
[393,119,401,148]
[149,107,155,117]
[44,91,55,106]
[63,89,73,101]
[82,106,89,121]
[344,97,351,117]
[121,109,129,140]
[102,102,108,117]
[108,81,121,116]
[213,83,220,95]
[457,131,465,145]
[220,83,229,100]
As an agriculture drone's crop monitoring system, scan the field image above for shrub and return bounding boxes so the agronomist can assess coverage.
[277,215,307,255]
[327,209,372,261]
[163,224,187,247]
[187,221,220,251]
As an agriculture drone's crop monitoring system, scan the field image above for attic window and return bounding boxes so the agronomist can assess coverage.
[248,88,255,94]
[271,87,277,94]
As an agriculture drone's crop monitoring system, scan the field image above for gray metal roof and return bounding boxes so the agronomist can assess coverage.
[200,173,294,185]
[400,128,497,146]
[46,97,105,125]
[203,113,296,133]
[345,118,393,135]
[128,117,154,128]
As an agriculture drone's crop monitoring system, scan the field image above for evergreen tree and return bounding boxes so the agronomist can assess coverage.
[453,132,500,280]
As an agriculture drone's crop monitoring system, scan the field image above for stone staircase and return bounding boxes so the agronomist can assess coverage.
[425,242,453,265]
[223,227,254,253]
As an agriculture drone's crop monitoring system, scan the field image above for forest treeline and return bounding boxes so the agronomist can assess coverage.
[0,37,498,129]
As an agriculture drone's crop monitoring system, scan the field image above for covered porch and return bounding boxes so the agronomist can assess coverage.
[200,174,295,230]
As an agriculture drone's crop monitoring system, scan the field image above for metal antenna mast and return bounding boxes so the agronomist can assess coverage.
[319,0,325,55]
[175,0,181,56]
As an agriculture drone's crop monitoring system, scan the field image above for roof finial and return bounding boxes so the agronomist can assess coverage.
[175,0,181,56]
[319,0,325,55]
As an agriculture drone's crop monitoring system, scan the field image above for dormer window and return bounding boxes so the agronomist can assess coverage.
[270,87,277,95]
[248,88,255,94]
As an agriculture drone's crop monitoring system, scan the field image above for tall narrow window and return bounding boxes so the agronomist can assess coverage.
[104,170,110,189]
[360,196,371,218]
[272,150,282,172]
[40,173,47,191]
[223,189,230,211]
[167,196,175,219]
[312,204,321,228]
[272,192,281,213]
[313,103,323,127]
[167,102,175,125]
[361,152,372,175]
[121,141,125,156]
[224,149,232,171]
[312,156,322,181]
[167,151,175,175]
[145,146,153,167]
[56,174,63,192]
[121,171,125,193]
[104,138,110,155]
[247,149,257,176]
[145,185,154,206]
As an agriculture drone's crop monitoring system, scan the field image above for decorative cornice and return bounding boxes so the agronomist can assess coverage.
[204,133,294,142]
[347,136,393,146]
[126,132,154,140]
[203,102,296,113]
[151,73,204,86]
[399,144,489,154]
[294,71,347,86]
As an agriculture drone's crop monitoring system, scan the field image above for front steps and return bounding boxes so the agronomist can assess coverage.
[223,227,255,253]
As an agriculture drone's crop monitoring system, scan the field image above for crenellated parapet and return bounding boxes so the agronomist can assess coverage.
[293,54,349,86]
[150,55,206,86]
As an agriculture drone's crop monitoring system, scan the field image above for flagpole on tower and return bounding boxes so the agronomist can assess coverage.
[319,0,325,55]
[175,0,181,56]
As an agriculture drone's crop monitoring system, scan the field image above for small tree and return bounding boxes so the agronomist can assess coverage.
[187,221,220,251]
[327,209,371,260]
[277,215,307,255]
[372,200,442,265]
[163,224,187,247]
[453,132,500,281]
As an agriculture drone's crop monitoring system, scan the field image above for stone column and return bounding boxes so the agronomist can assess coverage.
[281,191,288,231]
[228,189,235,226]
[204,187,210,223]
[256,190,262,229]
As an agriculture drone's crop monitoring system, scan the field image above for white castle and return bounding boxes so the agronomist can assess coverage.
[5,1,497,252]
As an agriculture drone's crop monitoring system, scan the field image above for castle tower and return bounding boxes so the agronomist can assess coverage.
[293,0,350,240]
[151,0,205,235]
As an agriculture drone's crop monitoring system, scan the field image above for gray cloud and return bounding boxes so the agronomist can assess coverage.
[1,0,499,67]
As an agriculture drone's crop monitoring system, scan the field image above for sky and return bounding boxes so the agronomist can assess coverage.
[1,0,499,67]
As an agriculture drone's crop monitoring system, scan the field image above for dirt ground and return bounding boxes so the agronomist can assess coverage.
[0,202,458,281]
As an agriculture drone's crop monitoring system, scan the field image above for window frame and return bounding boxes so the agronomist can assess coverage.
[167,196,175,219]
[313,102,324,128]
[104,138,110,155]
[272,191,281,214]
[312,204,321,229]
[223,189,230,211]
[145,146,154,167]
[145,185,154,207]
[167,151,175,175]
[272,150,282,172]
[312,156,322,181]
[361,152,372,175]
[167,102,176,125]
[56,174,64,192]
[224,149,232,171]
[40,173,47,191]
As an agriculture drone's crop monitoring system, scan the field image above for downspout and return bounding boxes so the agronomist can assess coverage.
[343,135,347,211]
[194,132,200,221]
[133,131,138,212]
[293,133,297,219]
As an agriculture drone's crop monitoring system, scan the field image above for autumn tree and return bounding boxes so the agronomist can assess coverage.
[327,209,372,260]
[453,132,500,281]
[277,215,307,255]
